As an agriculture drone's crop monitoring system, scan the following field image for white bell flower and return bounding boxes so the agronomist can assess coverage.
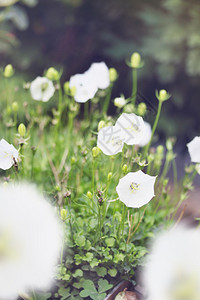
[86,62,110,89]
[97,125,125,155]
[0,183,62,299]
[137,121,152,147]
[115,113,145,146]
[114,96,126,108]
[30,76,55,102]
[187,136,200,163]
[143,226,200,300]
[116,170,156,208]
[69,72,98,103]
[0,139,19,170]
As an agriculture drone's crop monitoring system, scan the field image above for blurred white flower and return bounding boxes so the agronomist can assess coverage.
[137,121,152,147]
[30,76,55,102]
[69,73,98,103]
[187,136,200,163]
[0,139,19,170]
[114,96,126,108]
[115,113,145,146]
[97,125,124,155]
[86,62,110,89]
[0,183,62,299]
[143,226,200,300]
[116,170,156,208]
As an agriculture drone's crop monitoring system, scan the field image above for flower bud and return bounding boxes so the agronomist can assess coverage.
[12,102,18,112]
[157,145,164,154]
[98,120,106,131]
[109,68,118,82]
[114,96,126,108]
[92,146,101,158]
[156,89,171,102]
[123,103,135,113]
[18,123,26,137]
[46,67,59,81]
[107,172,112,181]
[71,156,76,165]
[137,102,147,116]
[86,191,93,199]
[130,52,141,68]
[60,208,67,221]
[4,64,14,78]
[64,81,70,94]
[122,164,128,174]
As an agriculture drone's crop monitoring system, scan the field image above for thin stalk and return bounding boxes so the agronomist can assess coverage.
[144,100,163,156]
[131,69,137,106]
[84,101,89,120]
[103,84,113,115]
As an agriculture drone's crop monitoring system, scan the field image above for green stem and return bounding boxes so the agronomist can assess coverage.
[131,69,137,106]
[103,84,113,115]
[57,79,63,127]
[84,101,89,120]
[144,100,163,156]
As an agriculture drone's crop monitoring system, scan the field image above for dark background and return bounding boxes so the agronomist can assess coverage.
[1,0,200,146]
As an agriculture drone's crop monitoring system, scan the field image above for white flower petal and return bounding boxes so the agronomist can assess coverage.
[187,136,200,163]
[97,125,124,155]
[30,77,55,102]
[137,121,152,147]
[69,73,98,103]
[0,139,19,170]
[116,170,156,208]
[86,62,110,89]
[115,113,145,145]
[0,183,62,299]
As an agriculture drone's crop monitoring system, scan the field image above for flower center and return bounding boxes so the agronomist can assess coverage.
[126,123,140,133]
[41,82,49,92]
[130,182,139,192]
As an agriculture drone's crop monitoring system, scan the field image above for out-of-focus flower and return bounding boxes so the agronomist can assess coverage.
[86,62,110,89]
[114,96,126,108]
[137,121,152,147]
[0,0,18,6]
[69,73,98,103]
[115,113,145,146]
[97,125,124,156]
[116,170,156,208]
[187,136,200,163]
[0,183,62,299]
[143,226,200,300]
[0,139,19,170]
[30,77,55,102]
[3,64,14,78]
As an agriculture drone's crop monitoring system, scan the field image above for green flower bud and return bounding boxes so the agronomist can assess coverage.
[107,172,112,181]
[156,89,171,102]
[86,191,93,199]
[157,145,164,154]
[12,102,18,112]
[4,64,14,78]
[71,156,76,165]
[109,68,118,82]
[18,123,26,137]
[64,81,70,94]
[130,52,141,68]
[69,85,76,97]
[122,164,128,174]
[114,96,126,108]
[92,146,101,158]
[98,120,106,131]
[123,103,135,113]
[137,102,147,116]
[60,208,67,221]
[46,67,60,81]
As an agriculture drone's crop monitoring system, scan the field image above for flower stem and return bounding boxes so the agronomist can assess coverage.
[131,69,137,106]
[144,100,163,156]
[103,84,113,115]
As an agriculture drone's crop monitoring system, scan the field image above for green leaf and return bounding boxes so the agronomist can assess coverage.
[75,235,86,247]
[73,269,83,278]
[58,287,71,300]
[35,293,52,300]
[80,279,97,297]
[96,266,107,277]
[105,237,115,247]
[108,268,117,277]
[98,279,113,293]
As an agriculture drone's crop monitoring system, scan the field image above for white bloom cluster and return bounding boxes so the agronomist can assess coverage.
[0,183,62,299]
[69,62,110,103]
[97,113,151,156]
[116,170,156,208]
[143,226,200,300]
[0,139,19,170]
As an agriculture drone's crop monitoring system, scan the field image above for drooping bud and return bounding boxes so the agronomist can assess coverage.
[137,102,147,116]
[46,67,60,81]
[109,68,118,82]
